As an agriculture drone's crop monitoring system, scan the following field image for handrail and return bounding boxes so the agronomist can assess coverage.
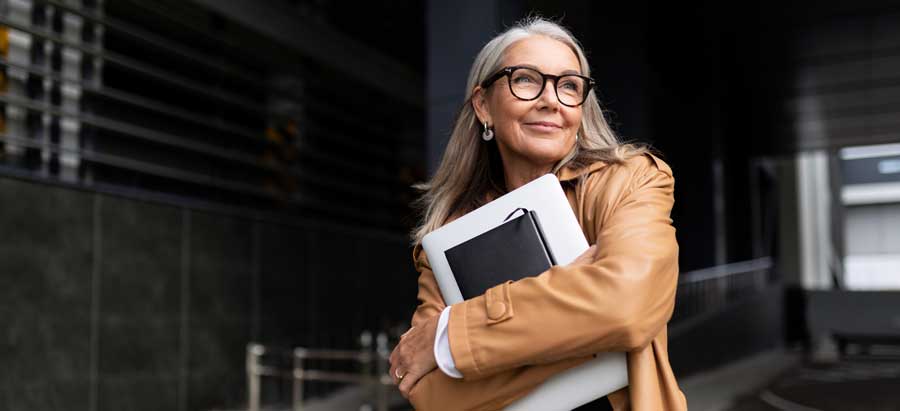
[246,331,395,411]
[678,257,773,284]
[672,256,776,326]
[293,348,373,361]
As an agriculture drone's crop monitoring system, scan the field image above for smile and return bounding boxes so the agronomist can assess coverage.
[523,122,563,132]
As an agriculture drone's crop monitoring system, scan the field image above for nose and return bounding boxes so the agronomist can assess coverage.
[536,78,560,110]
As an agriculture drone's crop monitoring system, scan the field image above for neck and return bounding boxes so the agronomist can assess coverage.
[502,157,554,191]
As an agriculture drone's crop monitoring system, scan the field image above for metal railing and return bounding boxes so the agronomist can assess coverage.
[672,257,775,324]
[240,258,776,410]
[246,332,394,411]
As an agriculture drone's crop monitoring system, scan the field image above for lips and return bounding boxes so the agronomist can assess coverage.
[523,121,563,133]
[524,121,562,128]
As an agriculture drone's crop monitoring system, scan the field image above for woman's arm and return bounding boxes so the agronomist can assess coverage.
[409,252,447,327]
[405,250,594,410]
[447,155,679,380]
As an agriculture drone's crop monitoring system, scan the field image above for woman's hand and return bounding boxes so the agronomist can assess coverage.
[389,313,440,399]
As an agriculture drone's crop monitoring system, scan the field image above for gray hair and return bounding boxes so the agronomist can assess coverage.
[412,17,644,244]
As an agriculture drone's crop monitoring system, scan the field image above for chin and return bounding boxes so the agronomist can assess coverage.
[532,135,572,151]
[523,144,571,165]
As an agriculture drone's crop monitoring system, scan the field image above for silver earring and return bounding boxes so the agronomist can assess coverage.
[482,122,494,141]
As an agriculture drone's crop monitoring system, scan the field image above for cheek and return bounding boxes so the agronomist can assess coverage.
[566,110,583,131]
[493,107,527,135]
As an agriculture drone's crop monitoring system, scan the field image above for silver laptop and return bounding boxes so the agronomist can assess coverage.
[422,174,628,411]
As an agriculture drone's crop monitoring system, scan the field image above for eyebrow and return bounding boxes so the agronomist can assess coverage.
[516,63,582,76]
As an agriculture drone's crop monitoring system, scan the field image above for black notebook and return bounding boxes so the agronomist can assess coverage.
[444,208,557,300]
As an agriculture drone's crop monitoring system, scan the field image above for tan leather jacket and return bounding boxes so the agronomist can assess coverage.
[408,153,687,411]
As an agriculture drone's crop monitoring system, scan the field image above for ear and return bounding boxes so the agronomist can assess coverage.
[471,86,492,126]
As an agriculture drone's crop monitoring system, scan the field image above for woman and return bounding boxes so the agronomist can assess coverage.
[390,17,687,411]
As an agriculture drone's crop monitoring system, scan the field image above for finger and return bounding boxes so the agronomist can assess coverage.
[391,364,404,386]
[388,352,400,385]
[389,344,405,385]
[389,341,404,365]
[398,368,421,399]
[400,326,416,339]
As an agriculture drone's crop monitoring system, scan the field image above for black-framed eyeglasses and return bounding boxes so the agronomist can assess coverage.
[480,66,595,107]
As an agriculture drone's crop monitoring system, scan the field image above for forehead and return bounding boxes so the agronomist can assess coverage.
[502,36,581,74]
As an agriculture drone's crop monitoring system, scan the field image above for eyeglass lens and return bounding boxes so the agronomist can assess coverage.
[508,67,588,106]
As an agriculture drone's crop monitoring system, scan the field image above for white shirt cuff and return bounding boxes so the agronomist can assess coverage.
[434,306,463,378]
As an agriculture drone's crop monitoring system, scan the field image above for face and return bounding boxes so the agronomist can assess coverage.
[473,36,584,172]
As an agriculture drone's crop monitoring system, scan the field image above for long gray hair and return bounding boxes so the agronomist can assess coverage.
[412,17,647,244]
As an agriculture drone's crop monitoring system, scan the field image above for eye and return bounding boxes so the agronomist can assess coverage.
[512,75,535,84]
[559,79,580,91]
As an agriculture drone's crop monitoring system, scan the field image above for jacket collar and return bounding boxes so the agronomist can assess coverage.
[555,160,609,182]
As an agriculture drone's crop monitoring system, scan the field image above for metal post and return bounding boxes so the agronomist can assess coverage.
[375,332,390,411]
[292,347,306,411]
[359,331,374,409]
[247,343,264,411]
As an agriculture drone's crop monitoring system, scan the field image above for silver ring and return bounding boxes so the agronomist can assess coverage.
[395,368,407,382]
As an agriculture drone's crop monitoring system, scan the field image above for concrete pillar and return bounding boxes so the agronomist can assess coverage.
[797,150,835,290]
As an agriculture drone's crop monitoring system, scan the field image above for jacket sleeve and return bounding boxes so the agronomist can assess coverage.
[447,155,679,380]
[407,248,595,411]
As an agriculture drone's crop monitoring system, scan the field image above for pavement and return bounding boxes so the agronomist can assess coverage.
[681,347,900,411]
[680,348,801,411]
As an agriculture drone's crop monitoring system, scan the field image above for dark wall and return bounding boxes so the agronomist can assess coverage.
[2,176,94,411]
[0,176,416,411]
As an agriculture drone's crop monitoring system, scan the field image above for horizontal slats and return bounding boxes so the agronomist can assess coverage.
[8,3,414,158]
[793,111,900,135]
[0,93,404,205]
[35,0,265,84]
[787,12,900,150]
[0,92,265,166]
[0,133,404,222]
[40,0,422,149]
[789,85,900,116]
[0,16,267,112]
[1,57,264,139]
[0,58,403,185]
[0,132,268,195]
[793,13,900,60]
[0,0,420,228]
[794,55,900,93]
